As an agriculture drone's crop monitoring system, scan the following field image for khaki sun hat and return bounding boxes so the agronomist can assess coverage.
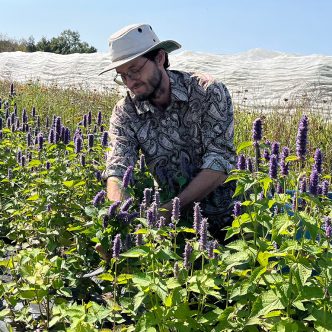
[99,23,181,75]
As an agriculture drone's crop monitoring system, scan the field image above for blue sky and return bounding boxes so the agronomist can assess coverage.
[1,0,331,55]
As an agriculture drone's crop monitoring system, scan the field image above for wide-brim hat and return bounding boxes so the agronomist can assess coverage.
[99,23,181,76]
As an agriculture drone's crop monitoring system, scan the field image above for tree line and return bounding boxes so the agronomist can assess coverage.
[0,30,97,54]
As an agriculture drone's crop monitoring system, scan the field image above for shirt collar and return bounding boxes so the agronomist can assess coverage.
[129,70,188,115]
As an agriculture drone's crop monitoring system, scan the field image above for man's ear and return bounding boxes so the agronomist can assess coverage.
[155,49,166,67]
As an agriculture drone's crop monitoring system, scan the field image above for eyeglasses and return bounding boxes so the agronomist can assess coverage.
[114,58,150,85]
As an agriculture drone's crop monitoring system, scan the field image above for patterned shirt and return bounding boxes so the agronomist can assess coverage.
[103,69,236,216]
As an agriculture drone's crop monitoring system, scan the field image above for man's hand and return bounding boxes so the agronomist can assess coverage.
[106,177,125,202]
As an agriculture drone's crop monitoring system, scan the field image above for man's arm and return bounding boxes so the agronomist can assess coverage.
[161,169,228,216]
[106,176,125,202]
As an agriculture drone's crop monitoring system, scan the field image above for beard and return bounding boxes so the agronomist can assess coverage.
[134,67,163,102]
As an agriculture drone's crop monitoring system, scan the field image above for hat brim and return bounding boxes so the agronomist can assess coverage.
[98,40,181,76]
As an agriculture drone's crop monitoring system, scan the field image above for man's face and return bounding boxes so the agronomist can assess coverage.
[115,56,163,101]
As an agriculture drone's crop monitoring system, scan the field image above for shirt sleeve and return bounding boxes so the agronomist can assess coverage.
[102,101,139,180]
[200,82,236,174]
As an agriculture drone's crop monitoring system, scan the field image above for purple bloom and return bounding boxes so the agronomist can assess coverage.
[269,154,278,179]
[97,111,102,126]
[101,131,108,147]
[276,182,283,194]
[296,115,309,160]
[75,135,83,154]
[207,241,214,259]
[143,188,152,206]
[108,200,121,218]
[246,157,253,172]
[10,82,15,96]
[183,242,192,270]
[37,133,44,151]
[32,106,36,117]
[128,211,139,222]
[22,108,28,124]
[157,216,166,229]
[0,117,2,130]
[46,161,51,170]
[324,217,331,239]
[299,176,307,193]
[88,133,94,149]
[199,218,208,251]
[237,154,246,170]
[26,132,32,146]
[263,149,270,162]
[48,128,55,144]
[121,197,133,212]
[233,201,242,217]
[46,116,50,128]
[313,148,323,174]
[292,192,297,211]
[193,202,202,233]
[171,197,180,222]
[92,190,106,206]
[122,165,134,189]
[112,234,122,259]
[280,148,289,176]
[7,168,13,179]
[271,142,280,157]
[87,111,92,125]
[135,224,143,246]
[55,116,62,136]
[309,169,319,195]
[147,208,155,227]
[153,190,160,208]
[321,180,329,196]
[117,211,129,223]
[83,114,87,128]
[252,118,262,141]
[80,154,86,166]
[64,127,71,144]
[95,171,102,181]
[102,214,109,229]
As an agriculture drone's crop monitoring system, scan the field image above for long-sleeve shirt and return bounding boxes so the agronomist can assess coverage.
[103,69,236,216]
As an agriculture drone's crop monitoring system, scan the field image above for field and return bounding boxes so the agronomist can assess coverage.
[0,81,332,331]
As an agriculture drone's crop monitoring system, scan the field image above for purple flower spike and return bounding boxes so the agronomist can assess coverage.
[252,118,262,141]
[37,133,44,151]
[321,180,329,196]
[55,116,62,136]
[207,241,214,259]
[280,147,289,176]
[183,242,192,270]
[171,197,180,222]
[143,188,152,206]
[87,111,92,125]
[296,115,309,161]
[193,202,202,233]
[122,165,134,189]
[233,201,242,217]
[153,190,160,208]
[314,148,323,174]
[309,169,319,195]
[88,133,94,149]
[48,128,55,144]
[108,200,121,218]
[269,154,278,179]
[157,216,166,229]
[80,154,86,166]
[237,154,246,170]
[121,197,133,212]
[92,190,106,207]
[97,111,102,126]
[199,218,208,251]
[263,149,270,162]
[299,176,307,193]
[324,217,331,239]
[101,131,108,147]
[75,135,83,154]
[112,234,122,259]
[271,142,280,157]
[147,208,155,227]
[246,157,253,172]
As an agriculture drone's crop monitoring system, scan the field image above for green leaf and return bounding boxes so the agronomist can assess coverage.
[292,263,312,288]
[27,193,39,201]
[133,291,146,312]
[236,141,253,154]
[249,290,285,319]
[285,155,299,162]
[98,273,114,282]
[257,251,271,267]
[132,273,151,287]
[121,247,150,258]
[28,159,42,167]
[63,180,75,188]
[166,278,181,289]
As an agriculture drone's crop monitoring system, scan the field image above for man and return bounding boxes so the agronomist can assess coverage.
[100,23,236,241]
